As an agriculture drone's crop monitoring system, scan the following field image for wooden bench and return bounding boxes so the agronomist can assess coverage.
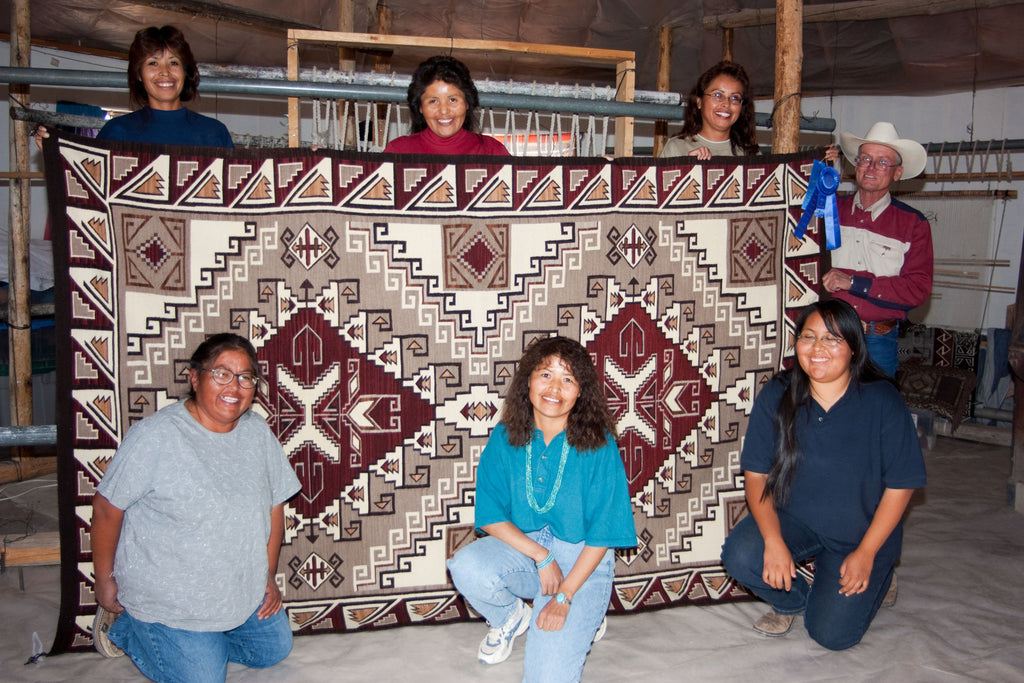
[2,531,60,568]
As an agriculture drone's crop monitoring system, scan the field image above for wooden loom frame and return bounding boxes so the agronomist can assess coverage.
[285,30,637,156]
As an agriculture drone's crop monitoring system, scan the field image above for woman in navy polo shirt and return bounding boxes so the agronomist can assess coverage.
[721,299,925,650]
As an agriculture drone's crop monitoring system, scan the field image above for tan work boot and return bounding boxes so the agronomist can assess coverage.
[753,609,796,637]
[881,572,898,608]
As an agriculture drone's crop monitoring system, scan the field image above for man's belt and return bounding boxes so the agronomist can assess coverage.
[862,319,899,335]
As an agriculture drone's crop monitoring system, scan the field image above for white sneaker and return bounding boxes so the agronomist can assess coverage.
[592,616,607,644]
[478,600,531,665]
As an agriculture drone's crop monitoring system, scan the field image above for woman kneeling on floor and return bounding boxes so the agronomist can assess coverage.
[90,333,300,682]
[448,336,636,682]
[721,299,926,650]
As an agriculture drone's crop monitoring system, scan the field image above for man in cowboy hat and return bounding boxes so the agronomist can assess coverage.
[822,121,933,376]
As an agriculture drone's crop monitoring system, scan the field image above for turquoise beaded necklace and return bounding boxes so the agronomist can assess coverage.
[525,436,570,514]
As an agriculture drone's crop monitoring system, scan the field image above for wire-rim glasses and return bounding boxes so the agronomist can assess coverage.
[854,155,899,170]
[795,333,846,348]
[201,367,261,390]
[703,90,745,106]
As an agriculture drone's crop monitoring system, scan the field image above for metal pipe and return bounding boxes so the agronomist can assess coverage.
[0,425,56,446]
[201,64,682,106]
[0,66,838,131]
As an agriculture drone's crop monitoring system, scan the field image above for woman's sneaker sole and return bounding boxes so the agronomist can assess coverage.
[92,607,125,658]
[478,601,531,665]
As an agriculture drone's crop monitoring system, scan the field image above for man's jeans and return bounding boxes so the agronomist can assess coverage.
[865,325,900,377]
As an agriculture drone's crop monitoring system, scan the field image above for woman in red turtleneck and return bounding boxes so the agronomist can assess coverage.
[384,55,509,156]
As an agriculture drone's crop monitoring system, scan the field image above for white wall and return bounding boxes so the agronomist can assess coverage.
[3,41,1022,329]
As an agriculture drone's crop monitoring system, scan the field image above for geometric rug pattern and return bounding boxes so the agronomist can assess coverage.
[44,134,822,652]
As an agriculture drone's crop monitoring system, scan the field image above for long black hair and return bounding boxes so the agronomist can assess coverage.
[676,60,759,155]
[406,55,481,134]
[763,300,893,506]
[501,336,617,452]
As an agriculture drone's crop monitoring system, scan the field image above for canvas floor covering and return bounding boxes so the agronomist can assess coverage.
[3,433,1022,682]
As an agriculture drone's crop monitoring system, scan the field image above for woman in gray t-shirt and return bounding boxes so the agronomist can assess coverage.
[91,333,301,681]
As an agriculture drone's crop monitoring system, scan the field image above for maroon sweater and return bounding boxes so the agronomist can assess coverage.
[384,128,510,156]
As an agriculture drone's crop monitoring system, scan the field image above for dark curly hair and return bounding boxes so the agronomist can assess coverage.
[501,336,617,452]
[676,60,759,155]
[406,55,480,134]
[127,26,200,109]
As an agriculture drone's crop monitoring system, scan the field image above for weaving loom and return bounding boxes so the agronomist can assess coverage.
[44,133,822,652]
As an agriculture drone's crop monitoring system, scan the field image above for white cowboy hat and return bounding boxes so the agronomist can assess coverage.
[839,121,927,179]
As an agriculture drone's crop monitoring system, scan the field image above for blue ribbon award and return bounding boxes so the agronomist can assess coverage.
[794,159,841,250]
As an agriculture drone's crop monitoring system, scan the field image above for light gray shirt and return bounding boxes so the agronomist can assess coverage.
[659,134,739,158]
[98,400,301,631]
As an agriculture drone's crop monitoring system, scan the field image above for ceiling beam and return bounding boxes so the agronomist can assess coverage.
[124,0,323,33]
[702,0,1024,30]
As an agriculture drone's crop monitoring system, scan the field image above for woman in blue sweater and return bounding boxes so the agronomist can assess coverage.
[96,25,233,147]
[33,26,232,149]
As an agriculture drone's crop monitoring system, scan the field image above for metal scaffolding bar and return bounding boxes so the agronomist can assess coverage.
[0,425,56,446]
[0,66,837,131]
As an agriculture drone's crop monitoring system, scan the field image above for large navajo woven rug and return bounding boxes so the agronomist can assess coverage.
[44,133,823,653]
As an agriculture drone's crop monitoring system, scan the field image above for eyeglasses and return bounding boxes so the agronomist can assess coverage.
[854,155,900,170]
[703,91,744,106]
[201,367,261,390]
[796,333,846,348]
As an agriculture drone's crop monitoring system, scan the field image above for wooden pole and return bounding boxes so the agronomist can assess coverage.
[771,0,802,154]
[339,0,356,71]
[374,1,394,147]
[340,0,356,149]
[653,25,672,157]
[287,34,300,146]
[722,28,734,61]
[8,0,34,471]
[613,58,636,157]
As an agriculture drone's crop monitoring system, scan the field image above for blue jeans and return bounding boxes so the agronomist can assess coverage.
[447,527,615,683]
[108,605,293,682]
[721,511,898,650]
[864,325,899,377]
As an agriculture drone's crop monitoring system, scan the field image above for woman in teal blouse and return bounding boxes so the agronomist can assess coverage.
[447,336,636,682]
